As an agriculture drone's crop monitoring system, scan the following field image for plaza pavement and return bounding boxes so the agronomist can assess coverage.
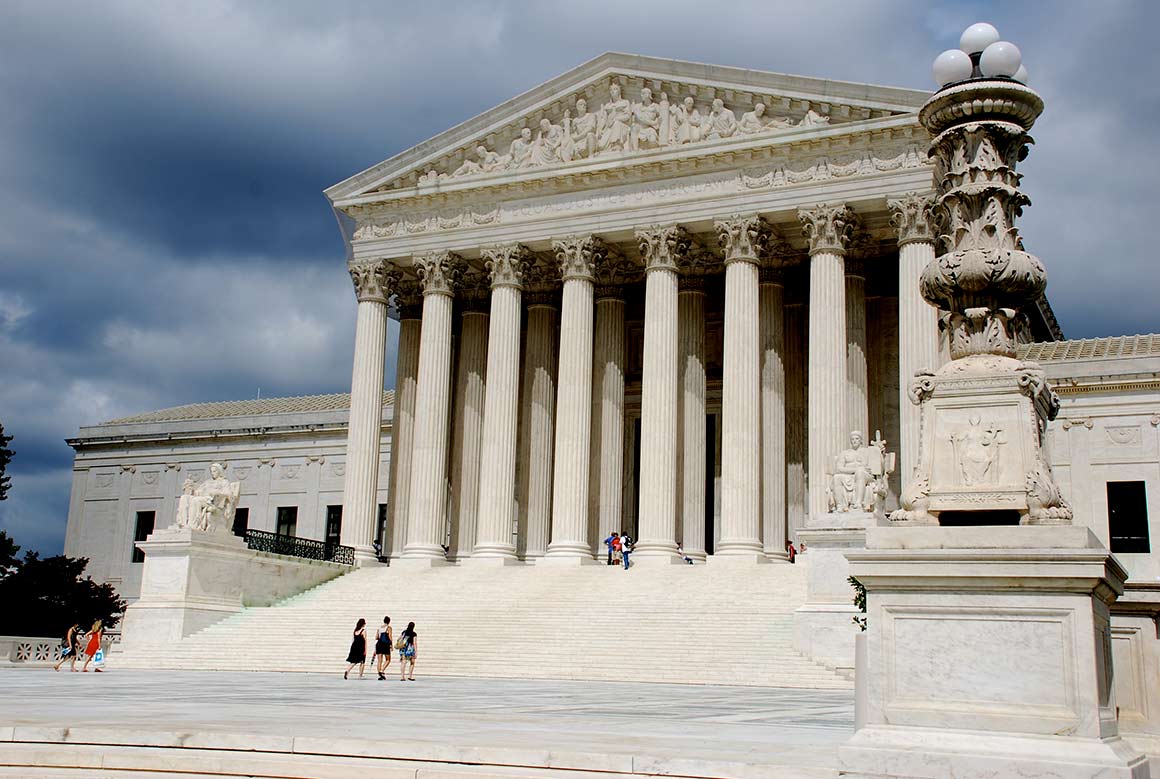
[0,667,852,778]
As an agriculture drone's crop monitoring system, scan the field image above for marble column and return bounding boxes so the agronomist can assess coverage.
[340,260,395,565]
[385,294,421,558]
[545,236,603,561]
[845,259,869,438]
[517,290,558,559]
[761,267,789,561]
[590,289,625,556]
[634,224,690,560]
[888,192,940,484]
[403,251,463,561]
[473,245,530,561]
[714,215,766,559]
[799,204,858,522]
[677,277,707,561]
[447,299,487,561]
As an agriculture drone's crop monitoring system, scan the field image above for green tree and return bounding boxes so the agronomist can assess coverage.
[0,531,125,638]
[0,421,12,501]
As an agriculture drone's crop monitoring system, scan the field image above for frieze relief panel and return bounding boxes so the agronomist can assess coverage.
[350,141,927,243]
[381,76,902,191]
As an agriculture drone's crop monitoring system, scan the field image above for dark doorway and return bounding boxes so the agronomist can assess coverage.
[705,414,717,554]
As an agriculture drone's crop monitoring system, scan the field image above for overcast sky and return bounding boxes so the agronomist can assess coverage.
[1,1,1157,555]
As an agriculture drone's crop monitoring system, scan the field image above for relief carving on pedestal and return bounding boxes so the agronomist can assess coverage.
[950,416,1004,486]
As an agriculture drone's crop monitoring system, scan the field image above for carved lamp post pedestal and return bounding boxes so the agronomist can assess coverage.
[840,24,1149,779]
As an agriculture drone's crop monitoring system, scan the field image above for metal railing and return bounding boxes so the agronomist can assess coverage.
[244,530,355,566]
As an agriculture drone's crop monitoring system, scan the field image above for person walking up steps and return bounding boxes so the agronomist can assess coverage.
[603,532,619,566]
[344,618,367,679]
[620,532,633,569]
[374,616,393,680]
[397,621,418,681]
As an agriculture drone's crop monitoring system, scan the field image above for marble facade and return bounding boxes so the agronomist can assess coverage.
[325,54,1060,570]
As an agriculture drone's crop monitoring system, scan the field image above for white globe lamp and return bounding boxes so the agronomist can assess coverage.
[959,22,1001,55]
[932,49,972,88]
[1013,64,1029,84]
[979,41,1022,78]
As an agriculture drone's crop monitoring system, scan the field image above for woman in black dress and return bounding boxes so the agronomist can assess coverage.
[398,621,418,681]
[374,616,392,680]
[344,618,367,679]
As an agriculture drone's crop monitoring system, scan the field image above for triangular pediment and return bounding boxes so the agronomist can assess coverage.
[326,52,929,206]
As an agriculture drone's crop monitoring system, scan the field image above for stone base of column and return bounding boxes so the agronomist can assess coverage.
[353,547,384,567]
[685,550,708,563]
[707,552,770,566]
[391,557,452,569]
[764,551,793,563]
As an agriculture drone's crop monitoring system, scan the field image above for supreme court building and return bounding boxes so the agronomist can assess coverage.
[324,53,1062,567]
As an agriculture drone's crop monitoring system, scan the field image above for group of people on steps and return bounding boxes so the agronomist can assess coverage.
[52,620,105,673]
[344,616,418,681]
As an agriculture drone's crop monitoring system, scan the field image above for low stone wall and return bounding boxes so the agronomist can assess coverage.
[120,527,348,650]
[0,636,59,665]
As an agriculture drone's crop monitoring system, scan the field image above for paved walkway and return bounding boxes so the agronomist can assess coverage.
[0,668,852,776]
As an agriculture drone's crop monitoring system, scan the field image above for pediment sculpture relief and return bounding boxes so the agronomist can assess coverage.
[826,430,896,514]
[173,462,241,534]
[416,83,835,185]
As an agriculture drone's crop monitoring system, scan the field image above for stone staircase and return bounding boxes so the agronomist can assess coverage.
[115,557,850,689]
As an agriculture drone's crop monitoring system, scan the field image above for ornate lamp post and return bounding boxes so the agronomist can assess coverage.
[891,25,1071,526]
[840,24,1147,778]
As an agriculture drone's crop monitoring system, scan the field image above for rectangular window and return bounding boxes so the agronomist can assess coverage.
[276,506,298,538]
[325,505,342,548]
[1108,481,1150,553]
[232,507,250,538]
[131,511,156,563]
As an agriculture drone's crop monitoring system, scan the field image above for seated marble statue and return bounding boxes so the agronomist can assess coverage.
[827,431,895,514]
[173,463,241,533]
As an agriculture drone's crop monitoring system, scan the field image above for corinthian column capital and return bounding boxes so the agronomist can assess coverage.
[888,191,938,247]
[714,214,771,266]
[349,260,401,304]
[552,235,608,282]
[798,203,860,256]
[413,251,466,296]
[635,224,692,272]
[481,243,533,289]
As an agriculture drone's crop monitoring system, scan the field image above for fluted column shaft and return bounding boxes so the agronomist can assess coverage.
[785,303,808,537]
[518,303,558,558]
[718,258,763,554]
[898,240,938,478]
[889,193,940,484]
[448,310,488,559]
[385,314,420,558]
[761,276,788,560]
[590,294,625,555]
[846,265,869,438]
[546,275,595,557]
[678,284,707,560]
[474,281,524,558]
[340,295,389,564]
[807,250,846,520]
[404,253,461,560]
[635,230,681,558]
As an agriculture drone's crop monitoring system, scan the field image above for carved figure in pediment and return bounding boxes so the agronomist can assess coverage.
[738,102,792,135]
[705,98,738,140]
[475,145,507,173]
[632,87,664,151]
[534,118,565,165]
[670,96,703,145]
[596,83,633,154]
[509,127,535,169]
[562,98,597,162]
[800,108,831,128]
[451,154,483,177]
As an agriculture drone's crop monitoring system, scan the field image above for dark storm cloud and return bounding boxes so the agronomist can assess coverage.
[1,0,1158,554]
